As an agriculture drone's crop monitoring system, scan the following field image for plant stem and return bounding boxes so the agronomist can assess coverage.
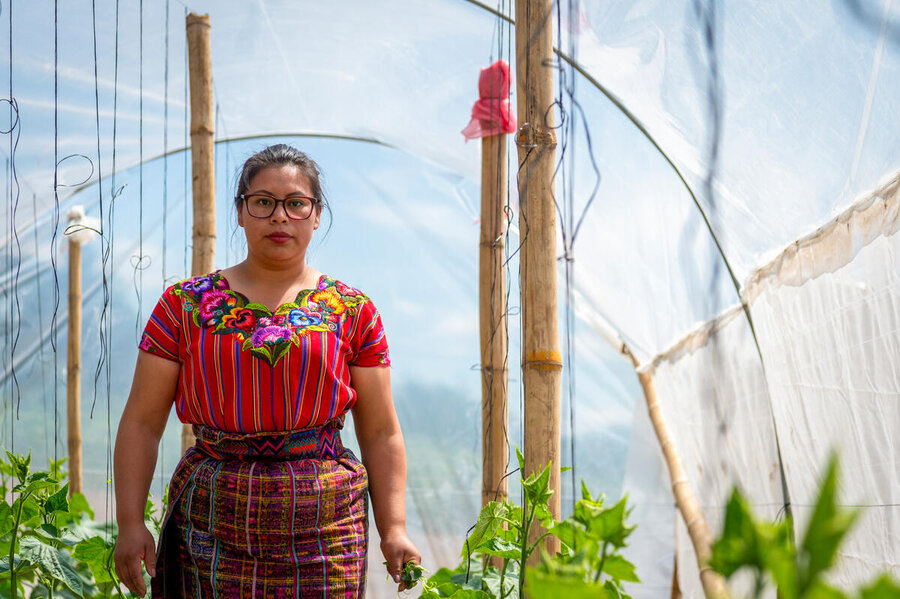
[753,570,765,599]
[594,541,609,583]
[9,491,32,599]
[499,557,509,599]
[518,501,535,599]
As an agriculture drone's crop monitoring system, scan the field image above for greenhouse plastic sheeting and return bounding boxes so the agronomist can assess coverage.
[1,0,900,597]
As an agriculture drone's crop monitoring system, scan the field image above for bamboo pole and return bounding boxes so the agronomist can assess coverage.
[480,132,509,508]
[66,215,83,496]
[625,350,729,599]
[514,0,561,560]
[183,12,215,454]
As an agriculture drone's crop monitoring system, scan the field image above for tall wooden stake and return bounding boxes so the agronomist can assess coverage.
[183,12,215,454]
[66,217,83,496]
[514,0,561,559]
[480,132,509,508]
[627,352,729,599]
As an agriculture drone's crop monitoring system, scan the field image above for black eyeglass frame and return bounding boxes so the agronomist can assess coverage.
[237,193,320,220]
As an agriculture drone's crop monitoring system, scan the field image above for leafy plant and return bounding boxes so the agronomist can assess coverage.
[0,450,167,598]
[710,454,900,599]
[415,447,639,599]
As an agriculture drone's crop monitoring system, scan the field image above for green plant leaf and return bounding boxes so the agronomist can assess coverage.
[799,455,860,591]
[549,520,591,552]
[424,566,456,587]
[14,478,57,496]
[0,500,13,538]
[482,565,518,598]
[603,578,632,599]
[475,537,521,560]
[585,497,634,548]
[580,480,594,502]
[522,461,553,508]
[709,489,763,577]
[859,575,900,599]
[525,568,619,599]
[515,446,525,474]
[460,501,508,558]
[760,518,798,598]
[45,483,69,515]
[0,554,27,575]
[450,572,482,591]
[72,536,114,584]
[602,554,640,583]
[19,536,84,597]
[68,493,94,521]
[441,590,491,599]
[805,581,850,599]
[6,451,30,484]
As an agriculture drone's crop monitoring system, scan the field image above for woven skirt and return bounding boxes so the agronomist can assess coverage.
[151,417,369,598]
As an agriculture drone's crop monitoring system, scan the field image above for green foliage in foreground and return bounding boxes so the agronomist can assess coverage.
[0,451,164,598]
[409,447,640,599]
[710,454,900,599]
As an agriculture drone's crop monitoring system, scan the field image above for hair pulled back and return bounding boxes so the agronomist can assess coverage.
[234,144,330,216]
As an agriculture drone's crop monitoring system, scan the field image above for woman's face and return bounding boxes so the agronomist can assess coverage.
[237,164,321,266]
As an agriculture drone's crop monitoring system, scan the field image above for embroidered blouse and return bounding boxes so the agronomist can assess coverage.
[138,270,390,433]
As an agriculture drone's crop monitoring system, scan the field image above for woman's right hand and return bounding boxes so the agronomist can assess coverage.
[113,522,157,596]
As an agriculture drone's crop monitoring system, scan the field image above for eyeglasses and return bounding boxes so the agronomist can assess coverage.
[238,193,318,220]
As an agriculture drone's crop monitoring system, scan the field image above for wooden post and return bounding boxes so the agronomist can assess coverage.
[480,131,509,508]
[627,351,729,599]
[66,211,84,496]
[514,0,561,560]
[184,12,215,454]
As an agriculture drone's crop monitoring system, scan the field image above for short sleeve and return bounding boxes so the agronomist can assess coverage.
[348,299,391,367]
[138,284,183,363]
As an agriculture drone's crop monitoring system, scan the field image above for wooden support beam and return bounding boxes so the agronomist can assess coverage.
[480,131,509,508]
[627,351,729,599]
[183,12,215,454]
[514,0,561,561]
[66,227,83,496]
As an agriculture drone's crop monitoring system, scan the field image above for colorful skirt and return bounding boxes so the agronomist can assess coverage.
[152,417,369,598]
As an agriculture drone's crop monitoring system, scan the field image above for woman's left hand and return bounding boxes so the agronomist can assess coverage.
[380,527,422,592]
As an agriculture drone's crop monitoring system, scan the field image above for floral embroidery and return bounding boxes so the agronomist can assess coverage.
[173,272,369,366]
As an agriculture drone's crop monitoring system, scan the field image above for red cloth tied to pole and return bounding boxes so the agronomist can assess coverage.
[461,59,517,141]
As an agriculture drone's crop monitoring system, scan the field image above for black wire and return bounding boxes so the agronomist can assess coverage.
[161,0,170,501]
[135,0,145,344]
[183,6,189,279]
[51,0,61,466]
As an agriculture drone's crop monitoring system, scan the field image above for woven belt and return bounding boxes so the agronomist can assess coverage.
[192,417,345,461]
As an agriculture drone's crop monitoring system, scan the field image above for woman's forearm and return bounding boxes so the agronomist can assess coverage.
[114,417,163,527]
[358,430,408,537]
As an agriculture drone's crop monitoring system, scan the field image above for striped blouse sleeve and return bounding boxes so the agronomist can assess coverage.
[348,298,391,367]
[138,284,182,362]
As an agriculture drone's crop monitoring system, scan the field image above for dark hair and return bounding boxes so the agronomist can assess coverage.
[234,144,332,233]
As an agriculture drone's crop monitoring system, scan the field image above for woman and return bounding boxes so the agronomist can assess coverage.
[114,144,420,597]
